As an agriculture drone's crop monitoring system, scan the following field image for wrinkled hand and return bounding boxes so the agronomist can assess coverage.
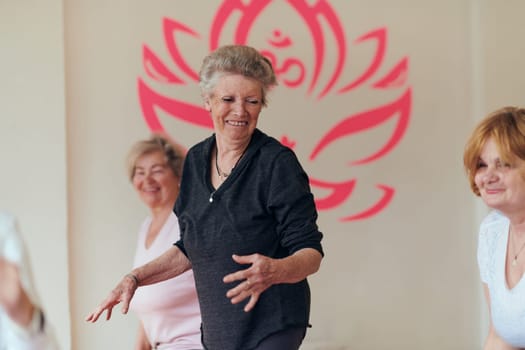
[223,254,280,312]
[85,275,137,322]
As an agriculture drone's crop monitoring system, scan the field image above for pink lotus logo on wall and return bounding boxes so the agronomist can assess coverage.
[138,0,411,222]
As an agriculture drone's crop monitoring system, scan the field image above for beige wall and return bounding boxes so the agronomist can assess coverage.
[2,0,525,349]
[0,1,70,349]
[483,0,525,109]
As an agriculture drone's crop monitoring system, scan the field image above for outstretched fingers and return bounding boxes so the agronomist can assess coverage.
[85,276,137,323]
[223,253,278,312]
[85,292,120,322]
[225,282,261,312]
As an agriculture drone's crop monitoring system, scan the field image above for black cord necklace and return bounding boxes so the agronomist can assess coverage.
[215,144,248,180]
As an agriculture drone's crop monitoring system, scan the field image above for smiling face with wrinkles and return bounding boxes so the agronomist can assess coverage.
[132,150,180,212]
[474,138,525,216]
[204,74,264,147]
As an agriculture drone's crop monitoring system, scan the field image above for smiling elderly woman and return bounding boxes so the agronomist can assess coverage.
[87,45,324,350]
[125,136,202,350]
[463,106,525,350]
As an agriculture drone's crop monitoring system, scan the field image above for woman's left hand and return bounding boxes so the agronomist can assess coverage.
[223,254,280,312]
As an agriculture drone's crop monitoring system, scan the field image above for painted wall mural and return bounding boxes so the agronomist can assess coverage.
[138,0,412,222]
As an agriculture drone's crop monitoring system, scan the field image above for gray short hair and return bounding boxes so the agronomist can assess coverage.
[199,45,277,107]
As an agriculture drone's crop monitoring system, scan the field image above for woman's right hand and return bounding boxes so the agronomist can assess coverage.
[85,274,138,322]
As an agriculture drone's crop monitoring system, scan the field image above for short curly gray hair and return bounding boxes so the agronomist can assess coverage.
[198,45,278,107]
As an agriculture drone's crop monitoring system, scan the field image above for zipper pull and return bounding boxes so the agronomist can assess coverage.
[209,192,214,203]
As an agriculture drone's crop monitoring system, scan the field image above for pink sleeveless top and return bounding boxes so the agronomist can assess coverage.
[130,213,202,349]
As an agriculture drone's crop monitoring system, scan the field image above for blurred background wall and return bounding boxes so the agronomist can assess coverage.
[1,0,524,349]
[0,0,70,348]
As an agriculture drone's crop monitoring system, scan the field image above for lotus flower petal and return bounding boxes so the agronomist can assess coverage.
[142,45,185,84]
[163,18,200,82]
[138,78,212,132]
[339,184,394,221]
[309,88,411,165]
[338,27,386,93]
[310,178,356,210]
[373,57,409,89]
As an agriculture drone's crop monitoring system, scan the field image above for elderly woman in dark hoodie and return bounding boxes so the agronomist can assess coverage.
[87,44,324,350]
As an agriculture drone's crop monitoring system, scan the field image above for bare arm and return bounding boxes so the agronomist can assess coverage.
[223,247,322,312]
[482,283,517,350]
[0,257,35,327]
[134,321,151,350]
[133,245,191,286]
[86,245,191,322]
